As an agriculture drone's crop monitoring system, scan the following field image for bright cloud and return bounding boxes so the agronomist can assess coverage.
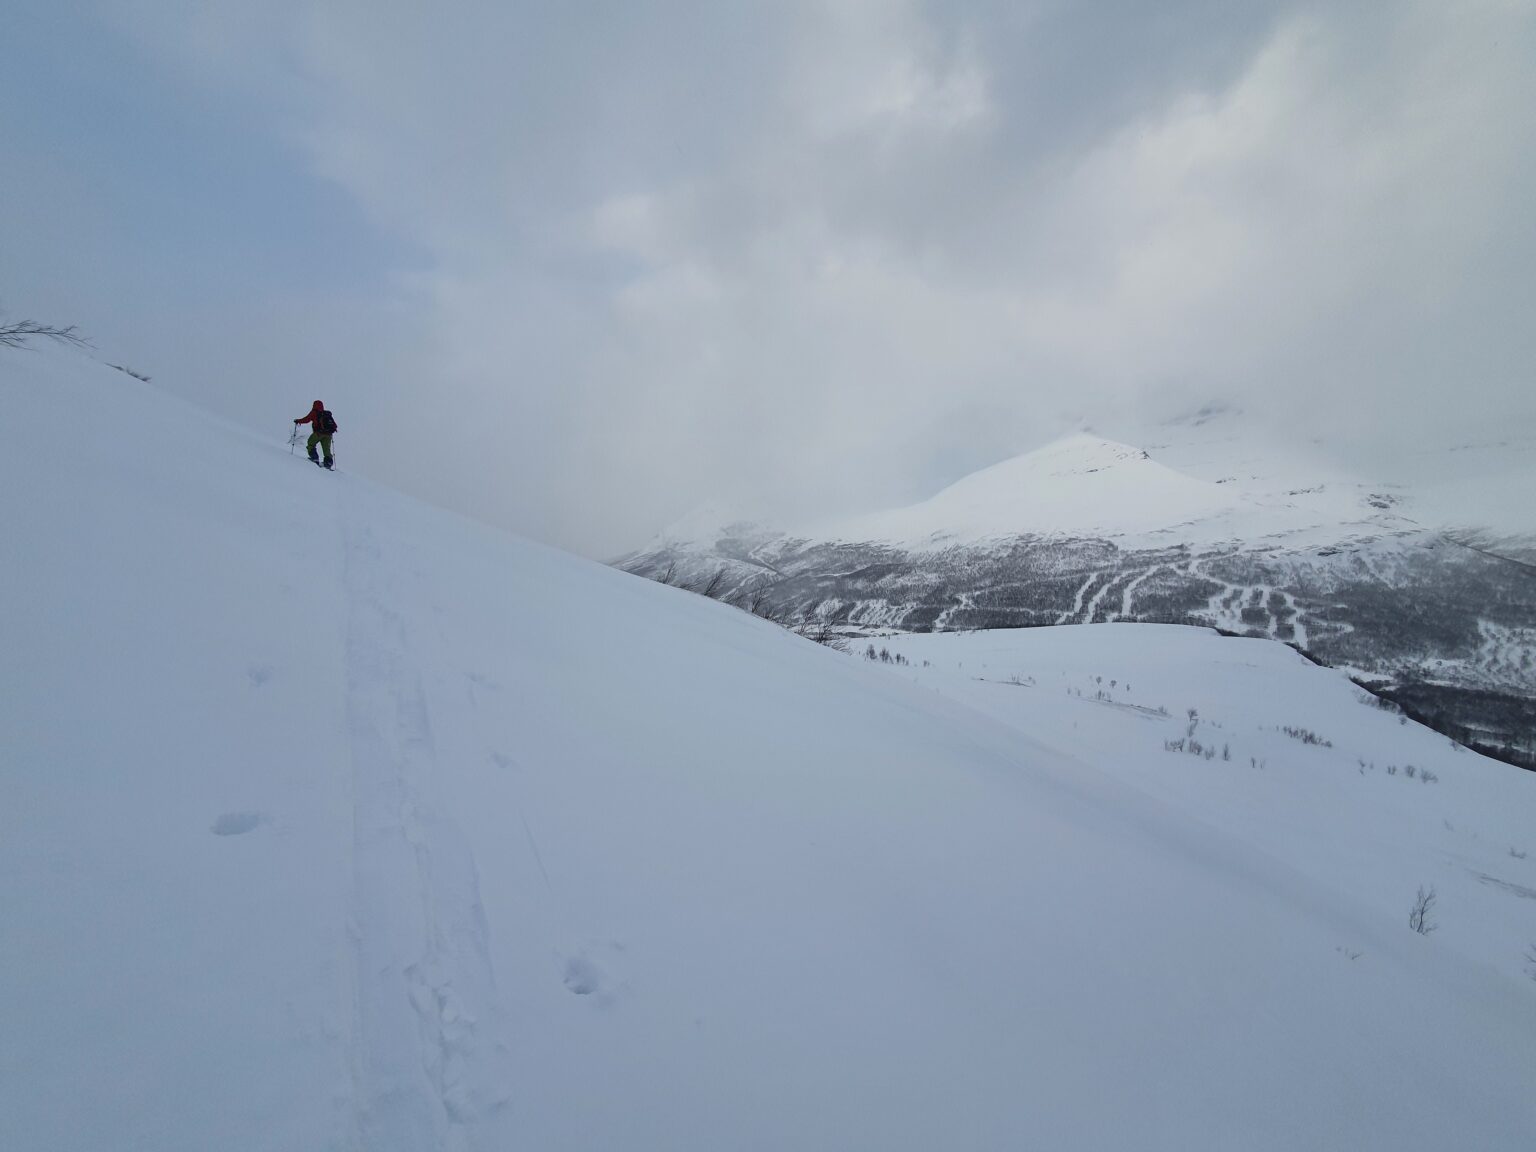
[6,0,1534,553]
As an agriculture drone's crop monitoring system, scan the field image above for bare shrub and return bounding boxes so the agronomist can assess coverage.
[1408,886,1438,935]
[0,314,87,350]
[743,581,778,616]
[796,618,849,653]
[1281,725,1332,748]
[696,568,728,600]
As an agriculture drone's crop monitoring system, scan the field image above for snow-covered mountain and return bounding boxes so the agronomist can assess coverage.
[5,347,1536,1151]
[809,430,1419,550]
[621,416,1536,768]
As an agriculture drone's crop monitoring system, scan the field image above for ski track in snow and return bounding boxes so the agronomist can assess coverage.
[1118,566,1162,620]
[1052,566,1163,625]
[1083,570,1126,623]
[934,591,975,631]
[341,508,512,1150]
[1189,559,1307,642]
[1057,572,1099,625]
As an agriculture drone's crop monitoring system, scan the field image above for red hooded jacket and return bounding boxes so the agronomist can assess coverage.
[295,401,332,433]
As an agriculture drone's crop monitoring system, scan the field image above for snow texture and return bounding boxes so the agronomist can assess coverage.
[3,346,1535,1151]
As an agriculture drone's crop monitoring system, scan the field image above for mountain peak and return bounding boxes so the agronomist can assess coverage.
[814,433,1238,547]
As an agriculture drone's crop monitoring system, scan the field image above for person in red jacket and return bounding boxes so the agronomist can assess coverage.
[293,400,337,469]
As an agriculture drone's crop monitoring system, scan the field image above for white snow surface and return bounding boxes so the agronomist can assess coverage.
[3,347,1536,1151]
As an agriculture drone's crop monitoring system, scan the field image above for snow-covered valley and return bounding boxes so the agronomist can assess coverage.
[4,348,1536,1151]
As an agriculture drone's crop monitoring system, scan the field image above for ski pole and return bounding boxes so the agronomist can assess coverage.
[288,424,299,454]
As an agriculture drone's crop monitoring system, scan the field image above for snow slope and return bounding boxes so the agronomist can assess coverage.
[873,625,1536,991]
[3,347,1536,1151]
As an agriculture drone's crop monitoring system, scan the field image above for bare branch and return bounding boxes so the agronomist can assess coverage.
[0,317,88,350]
[699,567,728,600]
[1408,885,1438,935]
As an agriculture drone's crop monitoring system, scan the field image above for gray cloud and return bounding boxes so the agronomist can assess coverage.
[10,0,1536,554]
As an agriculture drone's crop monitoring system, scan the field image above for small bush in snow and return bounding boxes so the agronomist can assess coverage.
[1409,886,1438,935]
[795,619,849,652]
[1419,769,1438,784]
[1281,725,1332,748]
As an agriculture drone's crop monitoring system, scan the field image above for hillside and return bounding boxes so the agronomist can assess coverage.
[3,347,1536,1151]
[870,624,1536,991]
[620,426,1536,766]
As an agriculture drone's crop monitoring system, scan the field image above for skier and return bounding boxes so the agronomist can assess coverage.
[293,400,338,469]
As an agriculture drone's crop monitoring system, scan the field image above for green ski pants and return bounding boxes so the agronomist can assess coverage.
[307,432,333,460]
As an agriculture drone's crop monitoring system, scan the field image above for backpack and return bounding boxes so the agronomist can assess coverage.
[318,410,338,435]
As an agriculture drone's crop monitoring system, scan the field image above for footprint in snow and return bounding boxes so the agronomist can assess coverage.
[211,812,266,836]
[562,955,602,996]
[561,941,628,1001]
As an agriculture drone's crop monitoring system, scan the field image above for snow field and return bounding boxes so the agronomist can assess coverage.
[873,624,1536,991]
[3,346,1535,1151]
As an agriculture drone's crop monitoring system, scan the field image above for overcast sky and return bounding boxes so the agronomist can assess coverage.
[4,1,1533,556]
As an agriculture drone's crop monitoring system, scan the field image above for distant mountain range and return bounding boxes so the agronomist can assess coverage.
[617,411,1536,767]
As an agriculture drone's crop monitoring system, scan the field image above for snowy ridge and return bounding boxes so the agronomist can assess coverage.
[649,430,1427,558]
[640,400,1536,558]
[4,346,1536,1151]
[818,433,1242,546]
